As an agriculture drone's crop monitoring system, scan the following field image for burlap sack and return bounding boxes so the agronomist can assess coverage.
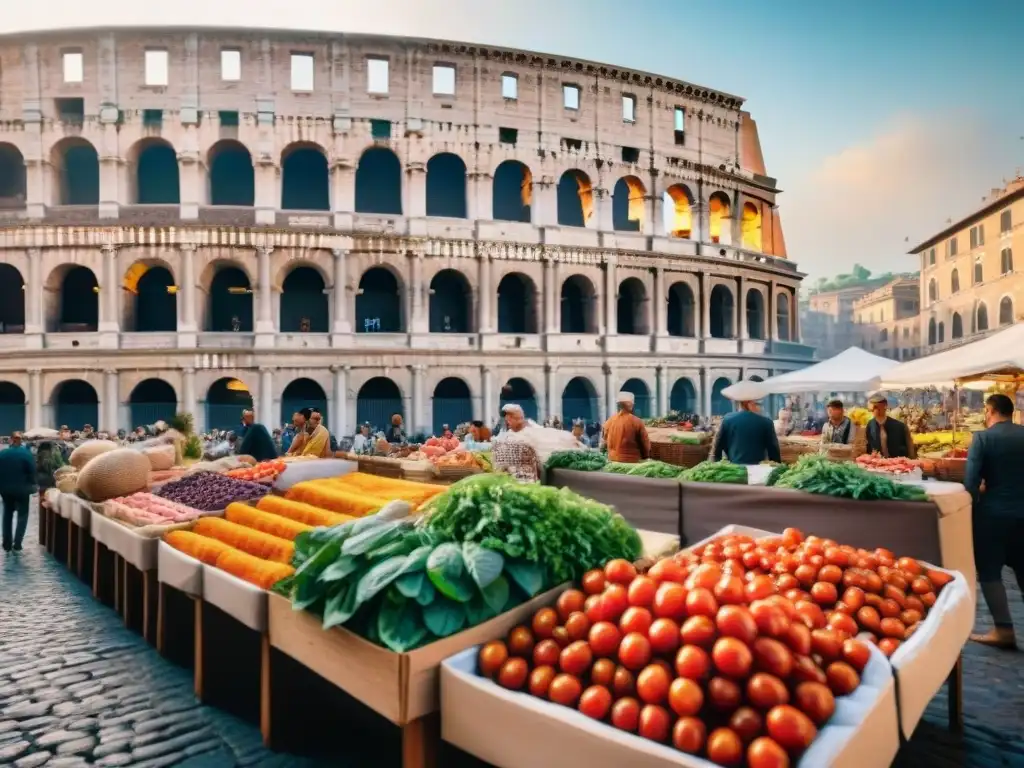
[142,444,176,471]
[69,440,118,470]
[77,449,151,502]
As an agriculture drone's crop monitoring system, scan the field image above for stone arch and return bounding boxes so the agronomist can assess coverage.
[432,377,473,434]
[617,276,649,335]
[426,153,467,218]
[708,191,731,245]
[557,169,594,228]
[47,265,99,332]
[207,264,253,332]
[52,379,99,431]
[281,142,330,211]
[612,175,646,232]
[281,377,328,426]
[745,288,765,340]
[129,378,178,427]
[497,272,538,334]
[670,378,697,414]
[879,328,888,343]
[999,296,1014,326]
[710,284,735,339]
[51,137,99,206]
[355,147,402,215]
[938,321,945,343]
[356,376,404,431]
[561,376,599,425]
[493,160,532,223]
[208,140,255,206]
[977,302,989,332]
[124,261,177,332]
[928,317,937,345]
[0,381,25,434]
[951,312,963,339]
[429,268,472,334]
[950,269,960,294]
[205,377,253,432]
[281,265,328,332]
[356,266,404,333]
[663,184,694,238]
[667,281,696,337]
[741,201,762,251]
[129,138,180,205]
[560,274,598,333]
[0,263,25,333]
[776,291,792,341]
[620,378,652,419]
[711,377,732,416]
[0,143,26,206]
[500,377,538,422]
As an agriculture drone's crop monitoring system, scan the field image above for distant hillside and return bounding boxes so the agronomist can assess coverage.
[808,264,915,295]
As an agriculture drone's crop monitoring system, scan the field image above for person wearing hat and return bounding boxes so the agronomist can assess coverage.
[865,395,915,459]
[712,387,781,465]
[602,392,651,463]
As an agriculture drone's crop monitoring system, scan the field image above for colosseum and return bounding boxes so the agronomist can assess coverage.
[0,26,812,438]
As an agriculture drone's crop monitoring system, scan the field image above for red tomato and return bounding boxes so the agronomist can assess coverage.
[626,576,657,607]
[708,676,743,711]
[478,640,509,679]
[584,595,606,624]
[681,615,717,649]
[825,662,860,696]
[729,706,764,744]
[745,575,778,602]
[495,657,527,691]
[581,569,606,595]
[548,673,583,707]
[672,716,707,754]
[647,558,685,584]
[644,618,678,655]
[810,629,844,663]
[556,589,586,622]
[712,637,753,679]
[794,681,836,726]
[565,611,591,642]
[636,664,671,705]
[637,704,672,742]
[689,562,724,591]
[601,584,630,622]
[765,705,817,752]
[752,637,794,678]
[795,601,826,630]
[675,644,711,681]
[588,621,622,658]
[578,684,613,720]
[810,582,838,606]
[590,658,616,687]
[685,587,719,619]
[532,638,560,667]
[618,632,653,671]
[790,655,827,685]
[750,602,790,638]
[715,575,747,606]
[506,626,535,658]
[612,665,636,697]
[619,606,653,636]
[604,558,637,586]
[531,607,558,639]
[840,638,871,672]
[747,736,791,768]
[610,696,640,732]
[716,605,759,645]
[653,582,687,621]
[668,676,704,716]
[827,612,859,638]
[706,727,745,767]
[559,640,593,677]
[878,637,902,657]
[747,673,790,710]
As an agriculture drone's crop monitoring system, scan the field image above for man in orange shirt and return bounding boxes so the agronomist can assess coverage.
[602,391,651,463]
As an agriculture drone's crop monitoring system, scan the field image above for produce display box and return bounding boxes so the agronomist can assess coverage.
[266,585,566,766]
[544,469,681,535]
[64,495,95,581]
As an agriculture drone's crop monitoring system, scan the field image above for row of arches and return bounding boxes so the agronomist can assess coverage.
[926,296,1014,345]
[11,139,763,247]
[0,373,738,436]
[3,260,794,341]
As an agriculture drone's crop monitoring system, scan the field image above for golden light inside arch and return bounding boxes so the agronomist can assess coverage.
[226,379,249,392]
[573,171,594,223]
[665,184,693,238]
[622,176,646,230]
[741,202,762,251]
[708,193,730,243]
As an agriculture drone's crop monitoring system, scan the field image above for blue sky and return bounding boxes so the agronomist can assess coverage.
[6,0,1023,279]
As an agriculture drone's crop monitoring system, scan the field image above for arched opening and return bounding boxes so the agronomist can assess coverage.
[951,312,963,339]
[616,277,648,335]
[621,378,652,419]
[879,329,888,343]
[741,202,762,251]
[612,176,646,232]
[928,318,936,345]
[426,153,467,218]
[497,272,537,334]
[281,378,328,427]
[205,377,252,432]
[355,147,402,215]
[711,377,732,417]
[776,293,791,341]
[432,377,472,435]
[429,269,471,333]
[745,290,765,340]
[207,265,253,332]
[938,321,945,343]
[280,266,328,333]
[560,275,597,334]
[708,192,731,245]
[663,185,694,238]
[134,140,180,204]
[356,377,403,432]
[556,169,593,228]
[208,140,255,206]
[928,279,937,302]
[500,377,537,422]
[1000,297,1014,326]
[58,266,99,332]
[670,378,697,414]
[281,144,330,211]
[667,282,696,337]
[0,264,25,333]
[977,302,989,332]
[129,378,178,428]
[0,382,25,434]
[561,377,598,425]
[132,265,177,332]
[0,143,26,207]
[492,160,532,223]
[356,267,402,333]
[950,269,960,294]
[53,138,99,205]
[709,284,734,339]
[53,379,99,431]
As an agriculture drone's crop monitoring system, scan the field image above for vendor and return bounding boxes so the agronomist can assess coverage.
[352,423,373,454]
[463,420,492,450]
[820,399,854,446]
[865,395,916,458]
[602,391,651,463]
[384,413,406,444]
[713,387,781,465]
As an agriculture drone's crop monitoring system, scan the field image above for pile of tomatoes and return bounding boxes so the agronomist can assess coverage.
[854,454,921,475]
[477,529,953,768]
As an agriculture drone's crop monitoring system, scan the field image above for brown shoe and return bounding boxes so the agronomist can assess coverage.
[970,628,1018,649]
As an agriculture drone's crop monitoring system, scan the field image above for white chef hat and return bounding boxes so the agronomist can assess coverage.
[616,391,635,404]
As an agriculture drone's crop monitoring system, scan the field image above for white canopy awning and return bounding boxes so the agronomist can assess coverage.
[722,347,899,399]
[880,323,1024,389]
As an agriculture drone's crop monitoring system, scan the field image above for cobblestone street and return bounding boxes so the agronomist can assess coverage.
[2,503,1024,767]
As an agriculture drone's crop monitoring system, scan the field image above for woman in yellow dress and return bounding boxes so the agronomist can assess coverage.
[287,408,332,457]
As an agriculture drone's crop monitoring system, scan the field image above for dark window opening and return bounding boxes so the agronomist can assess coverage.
[0,144,26,205]
[357,377,403,432]
[667,283,695,337]
[54,380,99,432]
[562,138,583,152]
[55,98,85,124]
[356,267,402,333]
[281,378,328,427]
[206,377,254,432]
[280,267,328,332]
[616,278,647,335]
[746,290,765,340]
[709,285,734,339]
[371,119,391,140]
[59,266,99,331]
[134,267,176,331]
[207,266,253,332]
[355,147,402,215]
[562,377,598,426]
[429,269,471,333]
[497,273,537,334]
[670,378,697,413]
[500,378,537,422]
[493,160,531,223]
[560,275,596,333]
[0,382,26,435]
[499,127,518,146]
[219,110,239,127]
[135,142,180,204]
[143,109,163,128]
[56,141,100,205]
[621,146,639,164]
[0,264,25,333]
[620,378,652,419]
[426,153,467,218]
[612,177,645,232]
[432,377,472,436]
[557,170,592,228]
[281,146,330,211]
[208,141,254,206]
[130,379,178,427]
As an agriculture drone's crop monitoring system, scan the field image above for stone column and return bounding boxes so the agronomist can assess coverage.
[792,290,801,343]
[181,368,197,422]
[331,365,349,437]
[653,267,666,337]
[700,367,711,417]
[98,245,120,348]
[481,366,495,424]
[411,364,426,434]
[604,256,617,336]
[544,257,558,335]
[534,180,558,228]
[406,164,427,235]
[410,253,427,334]
[738,276,748,340]
[28,368,42,429]
[657,366,669,417]
[768,280,778,342]
[648,194,664,238]
[331,248,351,341]
[478,252,493,334]
[259,367,274,427]
[178,243,197,347]
[255,246,275,347]
[545,365,557,422]
[700,273,711,339]
[603,364,615,421]
[696,202,709,246]
[25,247,43,347]
[103,369,119,433]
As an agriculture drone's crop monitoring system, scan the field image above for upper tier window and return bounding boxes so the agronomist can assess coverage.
[144,50,168,87]
[62,51,83,84]
[368,57,389,94]
[563,84,580,110]
[433,65,455,96]
[501,74,518,100]
[291,54,314,91]
[221,50,241,82]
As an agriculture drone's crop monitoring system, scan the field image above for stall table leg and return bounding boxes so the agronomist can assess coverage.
[113,555,122,614]
[193,598,203,699]
[121,558,131,628]
[156,583,166,655]
[260,634,271,746]
[66,523,75,573]
[947,653,964,733]
[76,528,86,581]
[92,540,100,598]
[401,713,440,768]
[142,570,156,644]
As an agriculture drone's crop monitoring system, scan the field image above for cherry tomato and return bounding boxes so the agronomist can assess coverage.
[612,665,636,697]
[900,609,923,626]
[627,576,657,607]
[747,673,790,710]
[712,636,753,679]
[776,573,800,592]
[690,562,724,591]
[826,661,860,696]
[883,585,907,609]
[794,564,818,588]
[604,558,637,586]
[672,716,707,754]
[610,696,641,731]
[531,607,558,640]
[681,615,717,649]
[856,606,882,634]
[791,655,827,685]
[601,584,630,622]
[765,705,817,752]
[745,574,778,602]
[590,657,616,687]
[810,629,844,663]
[879,617,906,639]
[578,684,613,720]
[827,611,859,637]
[708,676,743,711]
[810,582,838,606]
[897,557,923,576]
[747,736,791,768]
[556,589,586,622]
[675,644,711,681]
[619,606,653,636]
[685,587,719,618]
[706,727,745,767]
[636,664,671,705]
[551,626,570,648]
[752,637,794,678]
[667,676,704,716]
[532,638,560,667]
[506,626,535,658]
[750,601,790,638]
[582,569,606,595]
[920,591,937,609]
[784,622,811,656]
[840,638,870,672]
[783,527,804,546]
[641,618,676,655]
[878,637,902,657]
[647,558,686,584]
[478,640,508,679]
[717,605,758,645]
[715,575,747,606]
[497,657,529,690]
[730,706,764,744]
[878,598,902,619]
[927,568,954,591]
[841,587,866,611]
[528,665,556,697]
[795,601,826,630]
[637,704,672,742]
[559,640,593,677]
[565,611,592,642]
[817,564,843,585]
[588,621,622,658]
[583,594,605,624]
[548,673,583,706]
[886,571,909,591]
[618,632,653,671]
[794,681,835,726]
[653,582,687,621]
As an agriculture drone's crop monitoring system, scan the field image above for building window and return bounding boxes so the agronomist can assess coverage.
[1002,247,1014,274]
[927,278,937,302]
[973,257,983,284]
[947,236,958,257]
[432,64,455,96]
[950,269,960,294]
[622,95,636,122]
[674,106,685,145]
[563,84,580,110]
[928,247,936,265]
[501,73,518,100]
[62,51,83,83]
[367,57,389,94]
[144,49,169,87]
[970,226,978,249]
[221,49,241,81]
[290,53,314,91]
[1000,209,1012,233]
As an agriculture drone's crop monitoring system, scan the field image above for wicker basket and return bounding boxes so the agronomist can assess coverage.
[437,465,483,482]
[932,457,967,483]
[780,439,817,465]
[650,440,711,468]
[401,461,438,483]
[358,456,404,478]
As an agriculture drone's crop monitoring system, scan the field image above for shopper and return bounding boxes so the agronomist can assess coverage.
[964,393,1024,649]
[0,432,38,553]
[864,395,916,458]
[713,397,781,465]
[602,392,651,463]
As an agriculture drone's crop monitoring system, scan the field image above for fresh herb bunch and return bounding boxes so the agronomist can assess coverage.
[604,459,683,479]
[681,460,749,484]
[544,450,608,472]
[420,473,642,584]
[773,455,928,502]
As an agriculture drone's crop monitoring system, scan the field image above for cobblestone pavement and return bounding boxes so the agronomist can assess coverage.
[3,502,1024,767]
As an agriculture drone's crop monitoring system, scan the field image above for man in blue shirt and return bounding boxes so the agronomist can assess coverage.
[712,393,781,466]
[0,433,38,553]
